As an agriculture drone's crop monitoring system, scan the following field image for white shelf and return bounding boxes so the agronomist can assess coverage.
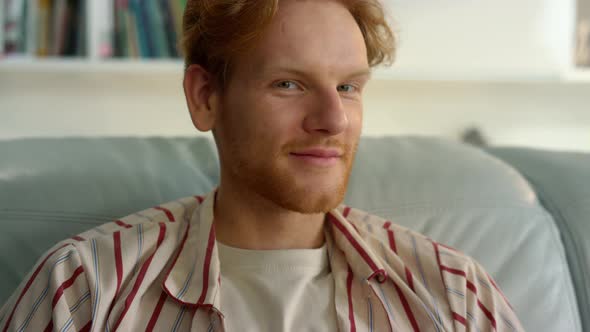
[1,57,590,83]
[0,57,184,74]
[562,67,590,81]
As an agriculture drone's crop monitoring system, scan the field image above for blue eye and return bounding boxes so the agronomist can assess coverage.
[275,81,299,89]
[337,84,356,93]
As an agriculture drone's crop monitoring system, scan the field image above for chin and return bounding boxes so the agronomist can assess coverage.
[268,176,349,214]
[274,188,345,214]
[230,150,354,214]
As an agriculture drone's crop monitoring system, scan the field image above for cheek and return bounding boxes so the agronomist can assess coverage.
[255,97,303,137]
[222,98,291,155]
[347,104,363,136]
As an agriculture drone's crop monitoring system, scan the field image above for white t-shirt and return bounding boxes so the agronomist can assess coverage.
[217,240,338,332]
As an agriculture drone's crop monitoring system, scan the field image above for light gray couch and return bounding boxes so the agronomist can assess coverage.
[0,136,586,331]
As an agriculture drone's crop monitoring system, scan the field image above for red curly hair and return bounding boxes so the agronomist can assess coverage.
[181,0,395,87]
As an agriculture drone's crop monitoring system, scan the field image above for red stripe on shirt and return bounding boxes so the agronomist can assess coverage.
[466,280,477,294]
[328,214,382,276]
[112,223,167,331]
[440,265,467,278]
[387,231,397,254]
[51,265,85,307]
[383,221,397,253]
[78,320,92,332]
[452,312,467,327]
[391,280,421,332]
[154,206,175,222]
[346,265,356,332]
[105,231,124,319]
[343,206,351,217]
[113,231,123,298]
[478,299,497,330]
[71,235,85,242]
[145,291,168,332]
[115,220,133,229]
[197,223,216,305]
[43,321,53,332]
[440,265,499,330]
[2,244,69,332]
[194,195,204,203]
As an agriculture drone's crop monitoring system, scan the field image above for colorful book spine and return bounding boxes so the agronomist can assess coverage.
[25,0,38,55]
[129,0,148,57]
[37,0,51,56]
[111,0,187,59]
[125,1,139,58]
[114,0,129,57]
[147,0,170,58]
[0,0,5,56]
[75,0,85,56]
[169,0,182,51]
[160,0,178,57]
[52,0,67,55]
[61,0,85,56]
[4,0,27,54]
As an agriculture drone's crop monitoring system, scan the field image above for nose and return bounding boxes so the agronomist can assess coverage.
[302,89,348,136]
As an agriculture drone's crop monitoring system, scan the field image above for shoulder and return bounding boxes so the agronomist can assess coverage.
[55,194,208,278]
[339,204,476,268]
[72,195,206,243]
[341,205,522,329]
[339,205,434,248]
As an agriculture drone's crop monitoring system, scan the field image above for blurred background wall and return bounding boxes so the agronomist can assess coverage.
[1,0,589,152]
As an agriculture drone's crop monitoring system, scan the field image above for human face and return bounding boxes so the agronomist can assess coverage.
[214,0,370,213]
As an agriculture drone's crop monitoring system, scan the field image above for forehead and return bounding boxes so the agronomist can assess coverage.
[236,0,369,78]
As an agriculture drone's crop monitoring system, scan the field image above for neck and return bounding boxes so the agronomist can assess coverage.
[213,181,327,250]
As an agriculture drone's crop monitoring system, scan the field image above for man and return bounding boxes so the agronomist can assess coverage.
[1,0,524,331]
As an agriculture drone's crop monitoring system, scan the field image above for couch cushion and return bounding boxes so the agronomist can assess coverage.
[0,137,219,304]
[488,147,589,332]
[0,136,581,332]
[346,136,581,332]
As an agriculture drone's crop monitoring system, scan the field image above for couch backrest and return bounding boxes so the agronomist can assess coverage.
[489,147,590,332]
[0,136,582,331]
[346,137,581,331]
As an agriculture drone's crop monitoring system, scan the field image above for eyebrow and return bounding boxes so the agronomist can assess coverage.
[259,66,372,80]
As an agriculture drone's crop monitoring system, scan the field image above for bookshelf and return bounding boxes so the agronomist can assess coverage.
[0,0,185,61]
[0,0,589,82]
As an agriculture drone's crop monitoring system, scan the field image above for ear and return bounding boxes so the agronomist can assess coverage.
[183,64,219,132]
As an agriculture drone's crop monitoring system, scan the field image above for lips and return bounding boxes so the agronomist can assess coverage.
[290,148,343,158]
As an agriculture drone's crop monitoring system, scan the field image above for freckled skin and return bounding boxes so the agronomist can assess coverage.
[215,0,370,214]
[184,0,372,250]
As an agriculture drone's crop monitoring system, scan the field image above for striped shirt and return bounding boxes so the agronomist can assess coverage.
[0,190,524,331]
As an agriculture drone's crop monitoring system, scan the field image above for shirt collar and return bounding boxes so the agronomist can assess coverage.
[162,190,388,308]
[162,190,221,309]
[325,206,388,283]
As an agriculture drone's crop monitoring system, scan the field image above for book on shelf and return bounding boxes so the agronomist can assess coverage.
[1,0,86,58]
[0,1,4,57]
[3,0,27,54]
[113,0,185,59]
